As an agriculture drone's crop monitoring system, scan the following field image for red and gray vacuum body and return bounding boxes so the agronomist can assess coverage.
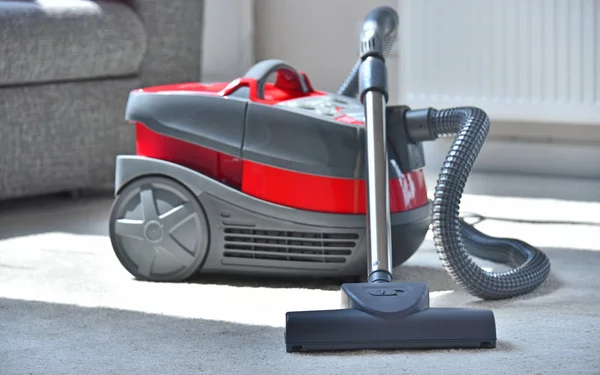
[109,5,553,353]
[110,60,431,282]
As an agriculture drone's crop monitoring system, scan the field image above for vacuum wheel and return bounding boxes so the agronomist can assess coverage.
[109,176,210,282]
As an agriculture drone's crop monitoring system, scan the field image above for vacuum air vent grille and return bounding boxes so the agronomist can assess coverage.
[222,227,358,263]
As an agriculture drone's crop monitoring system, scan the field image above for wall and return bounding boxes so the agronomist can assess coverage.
[253,0,401,103]
[201,0,254,82]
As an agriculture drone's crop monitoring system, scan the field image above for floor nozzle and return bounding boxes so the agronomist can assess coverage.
[285,281,497,352]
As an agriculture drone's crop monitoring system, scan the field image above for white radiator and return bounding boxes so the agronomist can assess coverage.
[396,0,600,125]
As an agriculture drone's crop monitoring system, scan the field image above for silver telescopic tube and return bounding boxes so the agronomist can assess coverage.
[355,5,398,283]
[363,89,393,279]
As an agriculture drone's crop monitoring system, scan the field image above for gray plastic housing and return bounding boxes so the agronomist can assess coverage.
[285,281,497,352]
[124,58,427,176]
[114,156,431,278]
[125,88,418,179]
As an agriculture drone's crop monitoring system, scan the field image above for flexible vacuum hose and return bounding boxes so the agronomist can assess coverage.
[424,107,551,300]
[347,6,550,299]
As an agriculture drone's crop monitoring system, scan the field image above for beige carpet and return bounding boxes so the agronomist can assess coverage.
[1,190,599,375]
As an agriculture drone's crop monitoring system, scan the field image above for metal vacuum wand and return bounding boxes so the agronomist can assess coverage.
[357,6,398,283]
[363,89,392,283]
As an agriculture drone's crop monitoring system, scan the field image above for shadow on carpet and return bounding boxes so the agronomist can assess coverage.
[1,292,597,375]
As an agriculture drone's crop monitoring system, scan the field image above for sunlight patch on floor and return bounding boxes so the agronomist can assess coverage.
[0,232,468,328]
[1,288,462,329]
[0,233,339,328]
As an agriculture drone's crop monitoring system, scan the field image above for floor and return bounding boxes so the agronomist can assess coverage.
[1,173,600,375]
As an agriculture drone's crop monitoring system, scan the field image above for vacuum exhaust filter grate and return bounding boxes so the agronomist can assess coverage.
[222,227,358,263]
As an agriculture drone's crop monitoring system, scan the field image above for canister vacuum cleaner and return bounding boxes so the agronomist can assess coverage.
[108,6,551,352]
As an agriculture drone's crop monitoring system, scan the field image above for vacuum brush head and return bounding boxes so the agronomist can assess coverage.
[284,282,496,353]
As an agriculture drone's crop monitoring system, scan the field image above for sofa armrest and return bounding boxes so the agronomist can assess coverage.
[124,0,204,86]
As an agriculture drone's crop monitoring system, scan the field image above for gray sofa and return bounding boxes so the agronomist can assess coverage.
[0,0,204,201]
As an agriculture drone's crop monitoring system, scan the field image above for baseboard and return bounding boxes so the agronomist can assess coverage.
[424,169,600,203]
[423,136,600,179]
[422,136,600,202]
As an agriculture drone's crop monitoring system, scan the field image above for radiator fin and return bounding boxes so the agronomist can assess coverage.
[398,0,599,125]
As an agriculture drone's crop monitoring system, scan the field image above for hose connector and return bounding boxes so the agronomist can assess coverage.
[358,57,388,104]
[404,108,437,142]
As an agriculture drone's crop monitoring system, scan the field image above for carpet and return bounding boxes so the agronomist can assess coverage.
[1,191,599,375]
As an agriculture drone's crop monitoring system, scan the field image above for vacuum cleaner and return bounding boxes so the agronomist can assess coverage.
[108,6,551,352]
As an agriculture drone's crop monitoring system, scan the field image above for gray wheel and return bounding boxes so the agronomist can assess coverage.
[109,176,210,282]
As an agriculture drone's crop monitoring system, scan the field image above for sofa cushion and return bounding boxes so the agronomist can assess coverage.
[0,0,147,86]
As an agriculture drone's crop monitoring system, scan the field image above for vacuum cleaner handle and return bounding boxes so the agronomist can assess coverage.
[338,6,398,98]
[358,6,399,60]
[242,59,311,99]
[356,6,400,283]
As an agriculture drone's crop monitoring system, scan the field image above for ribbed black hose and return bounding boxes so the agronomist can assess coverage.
[337,60,362,98]
[430,107,551,300]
